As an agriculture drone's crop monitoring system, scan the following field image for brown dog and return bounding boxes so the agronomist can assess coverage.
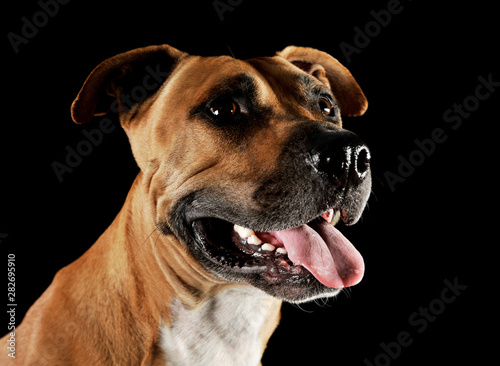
[1,44,370,365]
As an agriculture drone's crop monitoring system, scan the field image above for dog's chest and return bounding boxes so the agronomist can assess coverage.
[160,287,274,366]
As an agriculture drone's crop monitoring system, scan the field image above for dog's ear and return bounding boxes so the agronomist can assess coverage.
[71,44,188,124]
[277,46,367,117]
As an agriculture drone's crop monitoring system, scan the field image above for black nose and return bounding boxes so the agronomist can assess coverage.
[309,129,371,190]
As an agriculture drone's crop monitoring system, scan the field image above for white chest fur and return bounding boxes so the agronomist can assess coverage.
[160,287,276,366]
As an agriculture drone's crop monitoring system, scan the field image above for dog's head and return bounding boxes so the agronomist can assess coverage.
[72,44,370,303]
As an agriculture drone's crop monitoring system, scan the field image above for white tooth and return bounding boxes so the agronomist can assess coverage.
[234,225,255,239]
[276,247,287,255]
[261,243,276,251]
[331,209,341,226]
[247,235,262,245]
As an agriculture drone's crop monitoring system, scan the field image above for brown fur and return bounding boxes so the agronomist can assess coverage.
[1,44,366,365]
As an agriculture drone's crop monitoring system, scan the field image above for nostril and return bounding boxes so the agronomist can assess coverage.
[305,129,370,188]
[316,149,347,182]
[355,146,371,177]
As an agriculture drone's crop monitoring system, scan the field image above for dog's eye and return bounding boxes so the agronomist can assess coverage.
[209,100,239,118]
[318,97,334,117]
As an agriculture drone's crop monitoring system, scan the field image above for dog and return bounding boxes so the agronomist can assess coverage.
[1,44,370,365]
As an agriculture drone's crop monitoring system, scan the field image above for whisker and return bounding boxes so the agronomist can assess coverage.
[341,287,352,299]
[134,227,159,256]
[291,302,315,314]
[152,230,162,250]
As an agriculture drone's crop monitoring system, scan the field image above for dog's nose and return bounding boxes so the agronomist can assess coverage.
[309,129,371,190]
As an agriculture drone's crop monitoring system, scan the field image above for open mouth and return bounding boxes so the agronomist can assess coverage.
[191,208,364,289]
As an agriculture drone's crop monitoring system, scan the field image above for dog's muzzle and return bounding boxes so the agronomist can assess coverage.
[175,121,372,301]
[305,127,371,224]
[252,123,372,229]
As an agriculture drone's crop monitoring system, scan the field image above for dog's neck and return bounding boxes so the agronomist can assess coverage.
[160,287,280,366]
[118,173,225,295]
[114,173,281,363]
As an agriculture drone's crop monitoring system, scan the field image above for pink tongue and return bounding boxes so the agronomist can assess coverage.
[271,221,364,288]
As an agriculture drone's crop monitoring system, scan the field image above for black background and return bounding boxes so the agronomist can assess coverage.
[1,0,497,365]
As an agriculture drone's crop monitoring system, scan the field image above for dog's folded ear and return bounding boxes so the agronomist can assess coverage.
[71,44,188,124]
[277,46,368,117]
